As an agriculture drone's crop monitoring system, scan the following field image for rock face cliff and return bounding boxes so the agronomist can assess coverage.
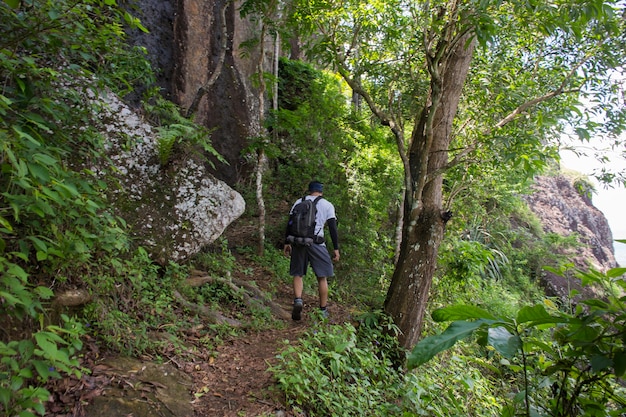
[104,0,265,262]
[128,0,265,186]
[524,175,617,299]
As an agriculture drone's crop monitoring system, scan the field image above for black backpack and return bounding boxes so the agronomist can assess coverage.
[287,196,322,240]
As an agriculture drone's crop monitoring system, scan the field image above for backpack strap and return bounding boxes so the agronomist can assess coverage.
[300,195,323,206]
[311,196,323,236]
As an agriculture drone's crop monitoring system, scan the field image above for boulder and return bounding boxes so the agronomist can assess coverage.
[93,91,245,263]
[82,357,194,417]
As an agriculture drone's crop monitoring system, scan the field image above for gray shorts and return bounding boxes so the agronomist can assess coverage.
[289,243,334,278]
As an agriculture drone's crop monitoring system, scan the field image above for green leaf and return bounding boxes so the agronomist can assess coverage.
[566,324,600,342]
[0,290,26,306]
[581,299,609,309]
[614,350,626,376]
[0,215,14,234]
[28,236,48,253]
[516,304,551,323]
[34,333,59,356]
[8,263,28,281]
[28,163,50,182]
[516,304,568,326]
[488,326,521,358]
[431,305,498,322]
[29,393,47,414]
[578,269,605,286]
[33,286,54,299]
[32,152,58,167]
[0,387,10,407]
[407,320,487,369]
[607,267,626,278]
[54,181,79,199]
[590,354,612,372]
[48,8,60,20]
[3,0,19,9]
[23,112,53,133]
[32,360,53,381]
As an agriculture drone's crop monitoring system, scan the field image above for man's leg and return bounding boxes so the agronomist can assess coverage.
[317,277,328,308]
[289,244,307,321]
[292,275,304,320]
[308,244,332,316]
[293,275,303,299]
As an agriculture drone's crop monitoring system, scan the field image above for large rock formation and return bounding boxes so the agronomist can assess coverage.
[94,92,245,263]
[128,0,265,186]
[524,175,617,299]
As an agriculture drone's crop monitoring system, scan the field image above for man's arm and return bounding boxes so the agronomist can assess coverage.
[327,218,340,261]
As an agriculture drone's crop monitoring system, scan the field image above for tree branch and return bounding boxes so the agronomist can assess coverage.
[436,53,591,176]
[493,54,590,130]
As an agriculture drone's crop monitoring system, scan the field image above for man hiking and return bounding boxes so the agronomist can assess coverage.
[283,181,340,320]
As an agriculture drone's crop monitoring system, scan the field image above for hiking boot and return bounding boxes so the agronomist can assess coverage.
[320,307,329,319]
[292,299,303,321]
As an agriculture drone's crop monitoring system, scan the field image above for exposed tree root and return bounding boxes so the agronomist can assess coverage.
[172,289,242,327]
[185,270,291,322]
[52,270,291,326]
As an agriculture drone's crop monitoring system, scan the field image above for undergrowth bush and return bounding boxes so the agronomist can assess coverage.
[0,0,154,415]
[189,240,279,331]
[403,350,502,416]
[82,248,187,355]
[271,311,406,416]
[0,315,85,417]
[271,310,507,416]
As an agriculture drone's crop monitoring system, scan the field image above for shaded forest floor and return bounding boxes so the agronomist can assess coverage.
[45,219,353,417]
[186,253,353,417]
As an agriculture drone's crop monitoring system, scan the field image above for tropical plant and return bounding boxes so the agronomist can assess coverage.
[409,266,626,416]
[143,95,224,167]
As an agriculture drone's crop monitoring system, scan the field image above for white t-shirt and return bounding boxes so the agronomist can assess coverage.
[290,195,336,238]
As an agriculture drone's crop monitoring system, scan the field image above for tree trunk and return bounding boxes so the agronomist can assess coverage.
[384,32,476,348]
[255,24,268,256]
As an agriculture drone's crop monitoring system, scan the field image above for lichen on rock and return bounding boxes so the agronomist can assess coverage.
[93,92,245,263]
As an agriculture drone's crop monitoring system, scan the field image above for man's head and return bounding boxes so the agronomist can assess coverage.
[308,181,323,193]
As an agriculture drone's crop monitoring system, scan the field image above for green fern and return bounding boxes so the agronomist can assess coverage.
[156,124,190,166]
[146,95,226,167]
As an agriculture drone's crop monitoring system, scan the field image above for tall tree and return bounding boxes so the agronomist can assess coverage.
[240,0,284,256]
[287,0,626,347]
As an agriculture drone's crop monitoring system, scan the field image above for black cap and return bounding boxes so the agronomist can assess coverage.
[308,181,323,192]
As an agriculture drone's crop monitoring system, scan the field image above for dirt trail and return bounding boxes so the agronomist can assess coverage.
[189,285,351,416]
[190,321,305,416]
[45,280,348,417]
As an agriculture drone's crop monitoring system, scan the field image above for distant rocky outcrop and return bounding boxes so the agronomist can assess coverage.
[92,92,245,264]
[524,175,617,300]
